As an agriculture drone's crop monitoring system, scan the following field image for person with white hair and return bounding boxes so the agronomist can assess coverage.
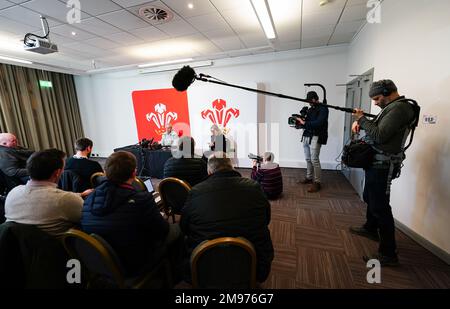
[160,123,179,147]
[251,152,283,200]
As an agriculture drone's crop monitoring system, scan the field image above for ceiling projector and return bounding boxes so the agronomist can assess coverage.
[24,38,58,54]
[23,16,58,55]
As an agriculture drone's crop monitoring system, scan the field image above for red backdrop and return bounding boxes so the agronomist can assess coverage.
[132,88,191,142]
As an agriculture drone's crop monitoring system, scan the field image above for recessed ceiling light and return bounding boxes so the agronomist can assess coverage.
[71,31,77,36]
[319,0,329,6]
[188,3,194,9]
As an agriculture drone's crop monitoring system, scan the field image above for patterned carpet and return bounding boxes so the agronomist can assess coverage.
[236,167,450,289]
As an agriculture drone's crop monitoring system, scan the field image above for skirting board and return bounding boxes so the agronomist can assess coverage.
[395,219,450,265]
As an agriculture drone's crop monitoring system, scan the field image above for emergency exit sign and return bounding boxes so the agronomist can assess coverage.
[39,80,52,88]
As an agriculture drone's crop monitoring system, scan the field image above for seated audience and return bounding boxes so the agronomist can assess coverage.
[0,133,33,189]
[64,137,103,191]
[251,152,283,200]
[163,136,208,186]
[5,149,90,237]
[160,123,179,147]
[180,152,274,283]
[81,151,183,277]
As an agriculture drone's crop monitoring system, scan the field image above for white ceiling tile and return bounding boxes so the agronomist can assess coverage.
[60,0,122,15]
[187,12,229,32]
[209,35,243,51]
[274,40,301,51]
[328,31,356,45]
[111,0,151,7]
[49,32,78,45]
[162,0,217,18]
[302,0,346,14]
[0,6,62,28]
[64,41,113,56]
[302,24,334,40]
[239,32,268,48]
[51,23,96,40]
[0,0,14,9]
[84,37,121,49]
[108,31,144,44]
[97,9,149,30]
[131,26,169,41]
[334,20,365,35]
[155,19,197,37]
[220,4,261,33]
[301,35,329,48]
[209,0,243,11]
[0,16,39,35]
[6,0,31,3]
[22,0,90,22]
[341,4,368,22]
[76,17,122,35]
[302,9,341,28]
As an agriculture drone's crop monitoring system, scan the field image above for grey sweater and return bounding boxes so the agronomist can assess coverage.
[358,96,416,154]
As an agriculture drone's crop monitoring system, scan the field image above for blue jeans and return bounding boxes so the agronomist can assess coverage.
[303,136,322,183]
[363,167,397,257]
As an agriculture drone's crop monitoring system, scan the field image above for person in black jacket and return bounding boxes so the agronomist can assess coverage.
[163,136,207,186]
[180,152,274,283]
[65,138,103,192]
[0,133,33,190]
[295,91,329,192]
[81,151,182,277]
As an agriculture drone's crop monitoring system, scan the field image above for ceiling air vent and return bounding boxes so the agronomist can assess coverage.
[138,6,174,25]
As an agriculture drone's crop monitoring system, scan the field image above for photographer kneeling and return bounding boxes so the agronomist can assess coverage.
[251,152,283,200]
[296,91,329,192]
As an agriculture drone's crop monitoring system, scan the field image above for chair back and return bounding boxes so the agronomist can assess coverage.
[191,237,257,289]
[90,172,107,188]
[158,177,191,222]
[58,169,83,193]
[62,228,126,288]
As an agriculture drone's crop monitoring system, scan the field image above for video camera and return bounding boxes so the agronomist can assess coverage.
[248,153,263,163]
[288,106,309,129]
[140,138,153,149]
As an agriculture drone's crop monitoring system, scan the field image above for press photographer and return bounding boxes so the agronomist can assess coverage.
[295,91,329,193]
[250,152,283,200]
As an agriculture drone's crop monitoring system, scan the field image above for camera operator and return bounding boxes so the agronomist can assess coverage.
[349,79,417,266]
[251,152,283,200]
[295,91,329,192]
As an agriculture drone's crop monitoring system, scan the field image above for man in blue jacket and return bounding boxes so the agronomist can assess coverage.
[81,151,182,277]
[295,91,329,192]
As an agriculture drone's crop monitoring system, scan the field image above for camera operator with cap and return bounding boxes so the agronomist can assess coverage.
[349,79,416,266]
[295,91,329,192]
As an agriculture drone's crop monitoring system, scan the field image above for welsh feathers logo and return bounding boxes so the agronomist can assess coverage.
[201,99,240,128]
[132,89,190,141]
[145,103,178,135]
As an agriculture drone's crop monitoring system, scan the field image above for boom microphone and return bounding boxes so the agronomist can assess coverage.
[172,65,197,91]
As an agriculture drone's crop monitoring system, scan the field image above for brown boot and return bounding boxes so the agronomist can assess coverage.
[297,178,313,184]
[307,182,321,193]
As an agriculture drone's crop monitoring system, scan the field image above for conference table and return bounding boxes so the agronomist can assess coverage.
[113,145,172,179]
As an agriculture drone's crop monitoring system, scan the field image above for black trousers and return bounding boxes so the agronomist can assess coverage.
[363,167,397,257]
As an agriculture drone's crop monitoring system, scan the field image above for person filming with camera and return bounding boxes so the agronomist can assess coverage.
[295,91,329,192]
[250,152,283,200]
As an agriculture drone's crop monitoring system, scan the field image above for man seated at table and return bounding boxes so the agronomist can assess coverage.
[160,124,179,147]
[163,136,207,187]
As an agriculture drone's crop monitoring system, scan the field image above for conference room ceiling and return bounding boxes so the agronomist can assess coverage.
[0,0,369,73]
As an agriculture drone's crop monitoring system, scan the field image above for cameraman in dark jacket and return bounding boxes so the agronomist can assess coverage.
[350,80,416,266]
[180,152,274,283]
[295,91,329,192]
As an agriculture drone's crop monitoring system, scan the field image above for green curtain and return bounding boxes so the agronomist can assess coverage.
[0,63,84,155]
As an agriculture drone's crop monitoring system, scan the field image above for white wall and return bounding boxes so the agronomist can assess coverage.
[348,0,450,254]
[75,45,348,169]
